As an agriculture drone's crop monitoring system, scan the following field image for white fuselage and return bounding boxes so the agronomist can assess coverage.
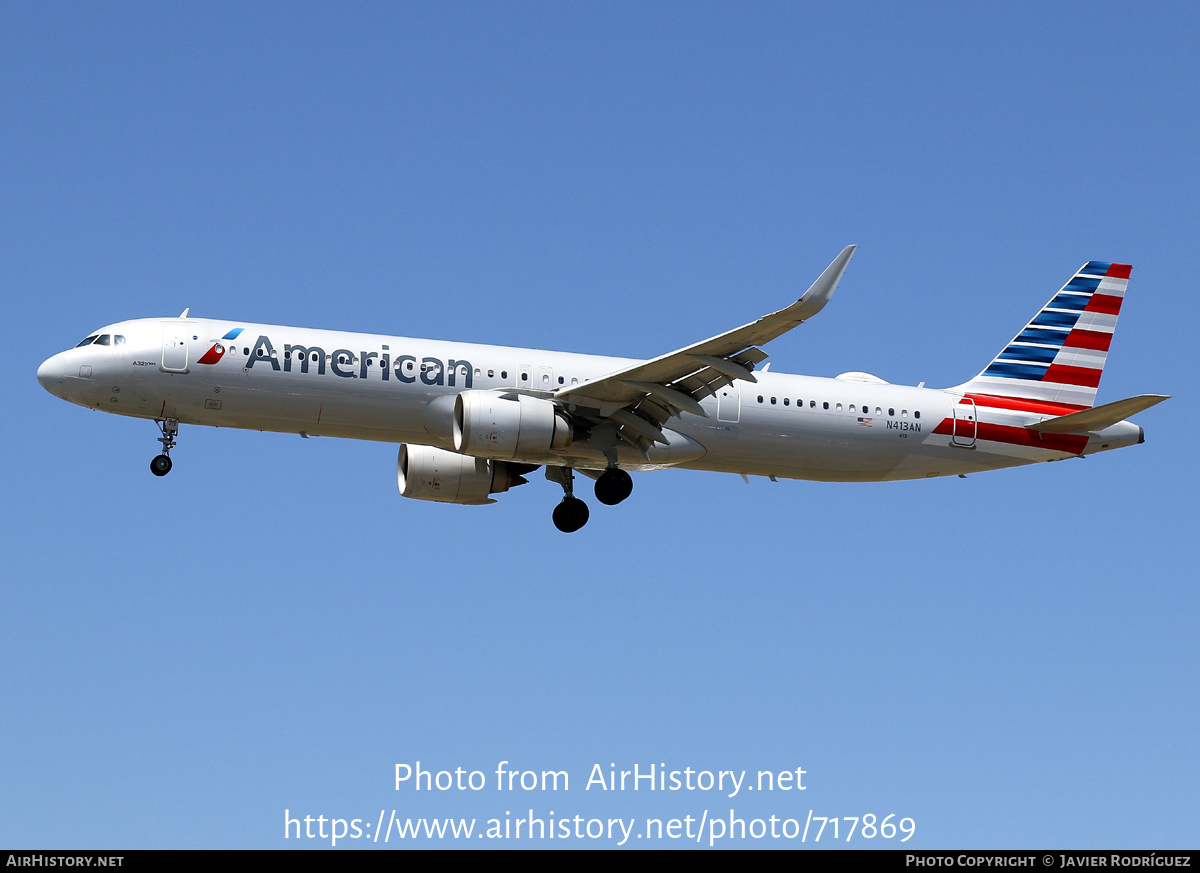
[37,316,1143,482]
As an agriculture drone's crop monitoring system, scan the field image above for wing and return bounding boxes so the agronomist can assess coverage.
[554,245,856,453]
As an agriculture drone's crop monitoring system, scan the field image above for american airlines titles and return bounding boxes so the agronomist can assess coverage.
[242,335,473,389]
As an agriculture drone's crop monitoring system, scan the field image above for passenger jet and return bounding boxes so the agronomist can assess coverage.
[37,247,1166,531]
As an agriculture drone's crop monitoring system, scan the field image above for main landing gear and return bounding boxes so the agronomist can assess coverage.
[150,418,179,477]
[548,467,589,533]
[594,466,633,506]
[546,465,634,532]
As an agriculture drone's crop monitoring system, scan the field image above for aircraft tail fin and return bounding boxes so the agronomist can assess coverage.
[954,261,1132,409]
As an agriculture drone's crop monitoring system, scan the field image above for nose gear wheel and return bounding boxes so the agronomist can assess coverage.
[151,419,179,477]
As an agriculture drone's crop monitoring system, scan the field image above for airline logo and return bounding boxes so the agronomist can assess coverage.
[969,262,1130,409]
[211,332,477,388]
[941,261,1134,458]
[196,327,244,365]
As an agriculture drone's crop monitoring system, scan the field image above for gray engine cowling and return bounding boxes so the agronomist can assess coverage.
[452,391,573,460]
[397,444,530,505]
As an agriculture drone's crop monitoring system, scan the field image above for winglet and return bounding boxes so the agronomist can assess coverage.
[792,245,856,321]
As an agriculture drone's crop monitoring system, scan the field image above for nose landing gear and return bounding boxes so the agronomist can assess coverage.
[151,418,179,477]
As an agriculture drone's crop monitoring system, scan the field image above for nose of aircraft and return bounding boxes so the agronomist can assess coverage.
[37,352,67,396]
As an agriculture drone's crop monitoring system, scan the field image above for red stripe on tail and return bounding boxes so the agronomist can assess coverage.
[1085,294,1123,315]
[1062,329,1113,351]
[1043,364,1102,388]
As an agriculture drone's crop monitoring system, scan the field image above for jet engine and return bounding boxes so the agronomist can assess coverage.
[452,391,573,460]
[397,444,532,505]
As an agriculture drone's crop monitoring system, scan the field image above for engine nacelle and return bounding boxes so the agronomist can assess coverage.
[397,444,530,505]
[452,391,573,460]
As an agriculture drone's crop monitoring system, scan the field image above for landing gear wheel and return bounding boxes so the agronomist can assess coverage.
[594,467,633,505]
[552,496,590,533]
[151,418,179,477]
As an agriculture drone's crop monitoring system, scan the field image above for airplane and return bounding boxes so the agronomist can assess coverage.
[37,246,1167,532]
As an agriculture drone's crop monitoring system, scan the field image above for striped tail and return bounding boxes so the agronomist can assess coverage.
[955,261,1131,409]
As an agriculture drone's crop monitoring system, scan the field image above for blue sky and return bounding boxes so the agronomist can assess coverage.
[3,1,1197,849]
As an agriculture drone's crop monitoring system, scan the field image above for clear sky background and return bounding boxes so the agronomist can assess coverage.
[3,1,1197,849]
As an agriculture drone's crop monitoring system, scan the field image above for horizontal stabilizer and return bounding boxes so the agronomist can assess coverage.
[1026,394,1169,434]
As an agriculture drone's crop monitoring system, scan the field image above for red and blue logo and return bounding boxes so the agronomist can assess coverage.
[196,327,244,365]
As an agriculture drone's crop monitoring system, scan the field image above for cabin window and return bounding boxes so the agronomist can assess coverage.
[888,408,895,416]
[770,397,776,405]
[474,368,481,377]
[850,404,856,413]
[810,400,816,408]
[822,401,829,410]
[901,409,908,418]
[757,395,763,403]
[876,407,882,415]
[915,410,921,419]
[501,371,508,379]
[783,398,790,406]
[558,376,564,384]
[836,403,843,411]
[487,369,494,378]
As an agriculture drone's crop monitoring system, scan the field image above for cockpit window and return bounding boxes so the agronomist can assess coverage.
[114,335,126,345]
[76,335,98,347]
[93,335,111,346]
